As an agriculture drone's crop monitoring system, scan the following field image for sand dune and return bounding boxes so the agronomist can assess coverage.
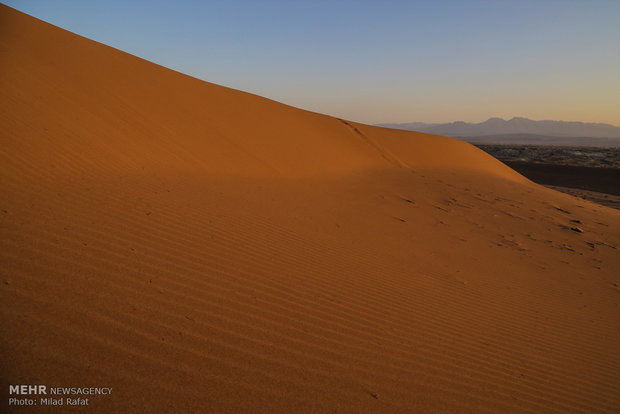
[1,4,619,413]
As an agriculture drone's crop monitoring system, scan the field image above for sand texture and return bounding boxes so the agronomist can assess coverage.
[1,5,619,413]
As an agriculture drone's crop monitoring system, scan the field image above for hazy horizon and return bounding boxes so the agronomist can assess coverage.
[380,116,620,128]
[4,0,619,126]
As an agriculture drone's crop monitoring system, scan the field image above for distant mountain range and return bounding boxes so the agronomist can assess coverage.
[376,117,620,147]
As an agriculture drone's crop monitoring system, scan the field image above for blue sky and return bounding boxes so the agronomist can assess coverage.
[4,0,620,125]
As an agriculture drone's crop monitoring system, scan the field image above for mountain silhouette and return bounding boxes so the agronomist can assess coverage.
[378,117,620,139]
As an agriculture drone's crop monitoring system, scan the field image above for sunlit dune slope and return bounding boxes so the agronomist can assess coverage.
[0,4,519,181]
[1,4,619,413]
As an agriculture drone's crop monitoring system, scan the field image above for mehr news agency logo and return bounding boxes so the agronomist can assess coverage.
[9,384,113,407]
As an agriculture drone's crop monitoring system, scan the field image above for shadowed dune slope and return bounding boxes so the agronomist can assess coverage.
[1,5,619,413]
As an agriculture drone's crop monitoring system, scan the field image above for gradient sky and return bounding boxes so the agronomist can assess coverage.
[4,0,620,125]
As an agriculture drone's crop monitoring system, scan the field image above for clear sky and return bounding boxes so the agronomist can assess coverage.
[4,0,620,125]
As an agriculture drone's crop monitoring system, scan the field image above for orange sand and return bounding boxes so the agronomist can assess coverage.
[1,4,619,413]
